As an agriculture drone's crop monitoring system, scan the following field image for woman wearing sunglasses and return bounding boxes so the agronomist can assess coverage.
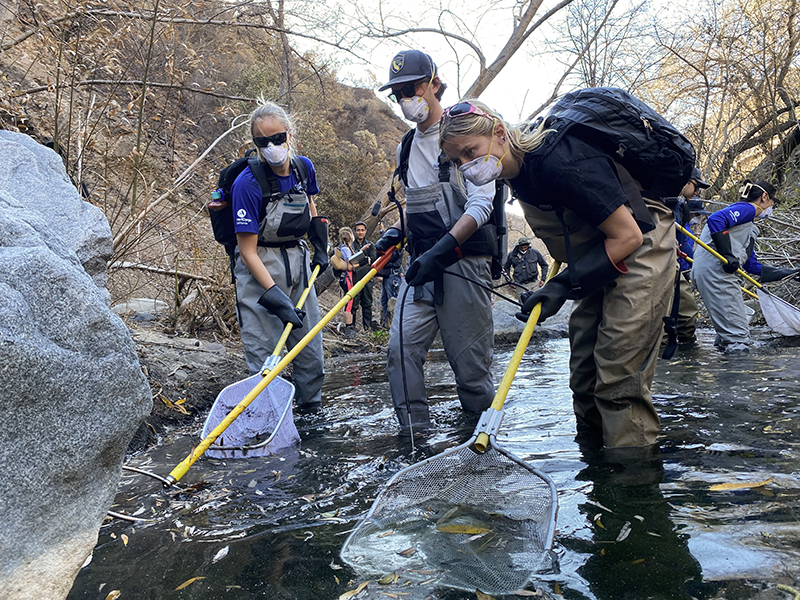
[439,100,676,449]
[229,101,328,408]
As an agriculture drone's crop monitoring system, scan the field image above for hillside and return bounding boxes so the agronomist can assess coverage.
[0,0,409,336]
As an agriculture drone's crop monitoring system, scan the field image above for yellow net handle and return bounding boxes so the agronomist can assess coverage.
[475,261,561,453]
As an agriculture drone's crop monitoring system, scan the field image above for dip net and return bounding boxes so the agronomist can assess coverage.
[341,430,557,595]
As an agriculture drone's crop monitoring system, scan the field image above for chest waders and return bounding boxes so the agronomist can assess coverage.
[405,156,498,304]
[252,164,313,290]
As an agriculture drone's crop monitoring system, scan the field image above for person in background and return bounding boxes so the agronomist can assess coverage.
[671,167,710,347]
[691,180,799,352]
[439,99,675,449]
[231,101,327,407]
[351,221,378,332]
[332,226,358,337]
[377,229,403,328]
[374,50,497,433]
[504,236,548,294]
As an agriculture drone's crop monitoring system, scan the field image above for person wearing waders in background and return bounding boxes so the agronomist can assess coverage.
[691,180,799,353]
[668,167,710,348]
[373,50,498,434]
[439,99,676,450]
[231,101,328,408]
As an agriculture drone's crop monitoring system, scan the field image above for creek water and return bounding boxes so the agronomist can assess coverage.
[68,328,800,600]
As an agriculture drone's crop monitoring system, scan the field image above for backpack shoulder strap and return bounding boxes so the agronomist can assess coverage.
[396,129,416,187]
[290,155,309,190]
[246,157,281,201]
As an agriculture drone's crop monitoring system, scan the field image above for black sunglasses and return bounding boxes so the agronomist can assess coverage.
[253,131,288,148]
[388,80,423,103]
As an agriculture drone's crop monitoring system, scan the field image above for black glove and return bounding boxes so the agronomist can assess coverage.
[257,286,304,328]
[679,201,691,226]
[515,242,626,323]
[760,265,800,283]
[306,216,329,275]
[710,230,739,274]
[375,226,404,255]
[406,233,463,286]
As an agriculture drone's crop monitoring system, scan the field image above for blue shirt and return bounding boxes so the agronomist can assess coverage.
[707,202,762,275]
[231,156,319,234]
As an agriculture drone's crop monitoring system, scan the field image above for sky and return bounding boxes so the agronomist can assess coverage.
[296,0,571,125]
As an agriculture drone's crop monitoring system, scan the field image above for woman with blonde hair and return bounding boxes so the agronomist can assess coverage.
[331,226,358,336]
[230,101,328,407]
[439,99,675,449]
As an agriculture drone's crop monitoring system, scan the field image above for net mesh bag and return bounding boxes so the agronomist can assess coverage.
[341,442,557,594]
[202,374,300,459]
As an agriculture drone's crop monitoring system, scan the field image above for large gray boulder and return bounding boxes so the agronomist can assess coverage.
[0,131,113,302]
[0,131,151,600]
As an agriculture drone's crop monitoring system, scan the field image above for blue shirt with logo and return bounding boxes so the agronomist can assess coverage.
[230,156,319,235]
[707,201,762,275]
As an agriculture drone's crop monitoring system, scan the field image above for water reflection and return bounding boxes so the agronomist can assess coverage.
[571,444,703,600]
[68,330,800,599]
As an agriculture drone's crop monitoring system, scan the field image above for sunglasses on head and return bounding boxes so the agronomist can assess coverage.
[253,131,288,148]
[388,80,425,104]
[442,102,494,121]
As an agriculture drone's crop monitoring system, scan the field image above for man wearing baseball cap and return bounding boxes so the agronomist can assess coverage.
[374,49,500,434]
[669,167,712,349]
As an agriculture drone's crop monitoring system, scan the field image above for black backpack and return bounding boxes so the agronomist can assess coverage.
[208,150,309,269]
[537,87,696,211]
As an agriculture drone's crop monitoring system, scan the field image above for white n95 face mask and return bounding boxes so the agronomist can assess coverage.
[459,155,503,186]
[400,96,430,123]
[261,143,289,167]
[757,206,773,220]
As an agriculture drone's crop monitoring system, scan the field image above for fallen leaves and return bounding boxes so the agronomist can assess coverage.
[212,545,229,564]
[709,477,773,491]
[338,581,368,599]
[174,576,205,591]
[436,524,490,535]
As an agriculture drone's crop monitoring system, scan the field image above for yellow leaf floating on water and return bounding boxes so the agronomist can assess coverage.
[378,573,395,585]
[105,592,121,600]
[175,577,205,591]
[397,547,416,557]
[338,581,368,599]
[436,525,490,535]
[709,477,772,491]
[121,534,128,547]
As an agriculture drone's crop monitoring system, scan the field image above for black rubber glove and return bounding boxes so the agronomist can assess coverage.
[760,265,800,283]
[679,201,691,226]
[710,230,739,274]
[515,242,627,323]
[375,226,403,255]
[406,233,463,286]
[307,216,329,275]
[257,285,304,328]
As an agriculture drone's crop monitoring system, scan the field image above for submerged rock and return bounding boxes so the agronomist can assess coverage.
[0,131,151,600]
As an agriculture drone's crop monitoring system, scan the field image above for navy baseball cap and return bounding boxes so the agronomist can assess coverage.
[690,167,710,189]
[378,50,437,92]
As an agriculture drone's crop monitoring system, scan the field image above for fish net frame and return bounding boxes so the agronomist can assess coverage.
[202,373,300,459]
[341,408,558,595]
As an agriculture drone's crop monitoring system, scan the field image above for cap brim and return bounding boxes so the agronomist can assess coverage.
[378,74,427,92]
